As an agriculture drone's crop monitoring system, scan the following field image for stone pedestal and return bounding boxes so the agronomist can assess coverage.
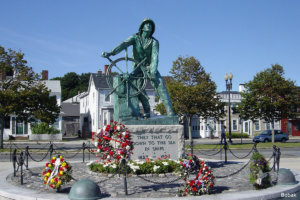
[127,125,184,160]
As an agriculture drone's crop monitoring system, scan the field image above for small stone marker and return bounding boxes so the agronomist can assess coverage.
[277,168,297,185]
[68,179,101,200]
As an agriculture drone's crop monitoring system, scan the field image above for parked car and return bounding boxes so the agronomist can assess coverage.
[253,130,289,143]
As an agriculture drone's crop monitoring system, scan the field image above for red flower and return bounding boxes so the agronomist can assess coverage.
[60,158,64,162]
[197,181,201,186]
[98,139,101,142]
[45,163,49,167]
[114,126,117,130]
[124,135,129,139]
[109,151,114,156]
[97,145,101,149]
[184,189,188,192]
[119,151,124,155]
[116,155,121,159]
[47,169,52,173]
[65,165,69,169]
[104,147,109,151]
[189,181,195,187]
[192,187,197,192]
[209,182,213,187]
[51,159,55,164]
[54,178,58,182]
[145,158,150,162]
[121,143,126,147]
[91,149,94,153]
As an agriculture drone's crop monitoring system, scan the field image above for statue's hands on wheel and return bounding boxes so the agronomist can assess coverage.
[102,51,112,58]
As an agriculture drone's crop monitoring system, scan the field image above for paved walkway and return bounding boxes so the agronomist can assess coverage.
[1,157,300,199]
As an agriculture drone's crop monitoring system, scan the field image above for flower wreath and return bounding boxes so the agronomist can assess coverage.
[179,155,214,196]
[42,155,72,190]
[92,120,134,163]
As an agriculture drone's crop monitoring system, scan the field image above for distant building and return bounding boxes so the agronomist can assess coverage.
[79,68,158,138]
[190,84,279,138]
[3,70,62,139]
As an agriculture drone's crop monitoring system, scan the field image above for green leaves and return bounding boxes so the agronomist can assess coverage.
[238,64,299,123]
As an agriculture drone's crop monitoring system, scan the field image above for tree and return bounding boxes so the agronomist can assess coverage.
[238,64,300,143]
[0,46,60,148]
[52,72,90,101]
[158,56,225,142]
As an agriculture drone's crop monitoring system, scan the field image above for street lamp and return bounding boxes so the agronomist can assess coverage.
[225,72,233,144]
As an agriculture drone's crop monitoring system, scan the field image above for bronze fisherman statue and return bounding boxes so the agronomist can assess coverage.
[102,18,174,118]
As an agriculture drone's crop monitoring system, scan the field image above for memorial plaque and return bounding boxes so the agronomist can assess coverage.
[127,125,184,160]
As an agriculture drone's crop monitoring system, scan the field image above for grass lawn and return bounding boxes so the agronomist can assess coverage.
[188,142,300,150]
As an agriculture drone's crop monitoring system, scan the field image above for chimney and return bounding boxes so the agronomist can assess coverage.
[98,70,102,75]
[104,65,110,74]
[41,70,48,80]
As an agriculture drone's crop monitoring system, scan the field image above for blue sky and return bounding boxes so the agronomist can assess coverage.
[1,0,299,91]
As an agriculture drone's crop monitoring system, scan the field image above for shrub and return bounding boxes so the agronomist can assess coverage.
[31,122,60,134]
[225,132,249,138]
[89,158,181,175]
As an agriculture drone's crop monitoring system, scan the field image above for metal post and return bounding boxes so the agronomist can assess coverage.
[276,147,281,172]
[25,146,29,170]
[225,73,233,144]
[121,159,128,195]
[253,142,258,152]
[220,143,222,160]
[82,142,85,163]
[19,152,24,185]
[224,143,227,163]
[49,143,53,160]
[273,145,276,172]
[88,141,91,161]
[13,149,17,177]
[9,141,12,162]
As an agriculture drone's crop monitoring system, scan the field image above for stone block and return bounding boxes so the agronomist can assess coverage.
[127,125,184,160]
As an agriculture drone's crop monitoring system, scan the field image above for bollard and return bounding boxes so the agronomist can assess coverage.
[224,142,228,164]
[13,149,17,176]
[25,146,29,170]
[82,142,85,163]
[190,139,194,156]
[49,143,54,160]
[9,142,12,162]
[19,152,24,185]
[121,159,128,195]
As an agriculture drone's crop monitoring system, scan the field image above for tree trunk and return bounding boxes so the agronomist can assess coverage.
[0,116,4,149]
[188,116,193,155]
[271,120,275,144]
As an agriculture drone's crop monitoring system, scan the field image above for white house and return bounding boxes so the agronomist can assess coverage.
[190,84,280,138]
[3,71,62,140]
[79,70,158,138]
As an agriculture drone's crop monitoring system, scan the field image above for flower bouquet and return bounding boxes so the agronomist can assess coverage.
[42,155,72,190]
[92,120,134,163]
[178,155,214,196]
[250,152,271,189]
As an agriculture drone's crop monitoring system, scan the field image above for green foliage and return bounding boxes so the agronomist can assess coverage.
[0,46,60,148]
[89,159,181,175]
[30,122,60,134]
[249,152,271,189]
[52,72,90,101]
[168,56,225,120]
[225,132,249,138]
[238,64,300,125]
[154,102,167,115]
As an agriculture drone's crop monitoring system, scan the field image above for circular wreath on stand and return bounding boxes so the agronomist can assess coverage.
[92,120,134,164]
[178,155,214,196]
[42,155,72,190]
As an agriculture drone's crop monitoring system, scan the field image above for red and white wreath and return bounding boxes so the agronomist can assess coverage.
[92,120,134,163]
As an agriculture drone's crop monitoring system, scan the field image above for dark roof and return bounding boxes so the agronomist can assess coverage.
[61,103,80,117]
[91,73,157,90]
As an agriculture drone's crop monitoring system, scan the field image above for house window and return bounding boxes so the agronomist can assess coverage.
[266,122,271,130]
[295,122,300,131]
[4,116,10,129]
[104,92,111,102]
[254,120,260,131]
[232,119,238,131]
[244,122,249,133]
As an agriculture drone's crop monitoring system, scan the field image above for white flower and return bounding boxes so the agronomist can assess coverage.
[95,141,98,146]
[117,126,121,131]
[107,155,110,159]
[162,162,168,166]
[86,161,95,166]
[153,165,160,172]
[126,145,130,150]
[135,160,145,165]
[103,163,109,167]
[122,131,126,136]
[111,164,117,169]
[103,126,107,131]
[97,149,100,152]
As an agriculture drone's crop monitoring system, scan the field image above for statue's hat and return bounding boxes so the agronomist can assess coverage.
[139,18,155,36]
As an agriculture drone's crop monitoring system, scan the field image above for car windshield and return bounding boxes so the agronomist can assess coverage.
[260,130,269,135]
